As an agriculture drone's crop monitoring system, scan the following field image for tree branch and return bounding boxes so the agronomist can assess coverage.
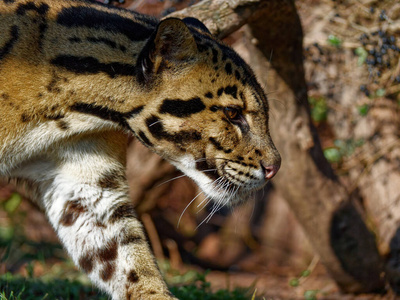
[169,0,284,39]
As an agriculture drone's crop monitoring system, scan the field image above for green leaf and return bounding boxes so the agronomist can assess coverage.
[355,47,368,66]
[308,97,328,122]
[304,290,318,300]
[0,226,14,243]
[358,104,369,116]
[324,148,342,163]
[376,88,386,97]
[301,270,311,277]
[327,35,341,47]
[289,278,299,287]
[4,193,22,214]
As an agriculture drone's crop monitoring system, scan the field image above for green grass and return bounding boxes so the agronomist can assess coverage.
[0,272,107,300]
[169,271,251,300]
[0,270,253,300]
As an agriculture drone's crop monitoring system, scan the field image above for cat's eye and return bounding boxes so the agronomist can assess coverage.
[223,106,249,132]
[224,106,241,121]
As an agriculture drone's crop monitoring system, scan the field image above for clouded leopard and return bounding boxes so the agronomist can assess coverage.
[0,0,281,299]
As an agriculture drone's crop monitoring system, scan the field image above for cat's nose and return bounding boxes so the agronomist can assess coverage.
[260,161,280,180]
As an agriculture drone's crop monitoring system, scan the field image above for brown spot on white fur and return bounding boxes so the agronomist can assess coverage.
[60,199,86,227]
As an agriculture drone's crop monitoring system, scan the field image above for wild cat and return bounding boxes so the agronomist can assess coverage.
[0,0,281,298]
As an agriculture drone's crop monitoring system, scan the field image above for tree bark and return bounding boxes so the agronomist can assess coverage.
[349,100,400,292]
[170,0,385,293]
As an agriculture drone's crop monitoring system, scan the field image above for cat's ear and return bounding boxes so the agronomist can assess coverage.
[136,18,198,85]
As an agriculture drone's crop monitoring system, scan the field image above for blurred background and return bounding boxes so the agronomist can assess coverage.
[1,0,400,299]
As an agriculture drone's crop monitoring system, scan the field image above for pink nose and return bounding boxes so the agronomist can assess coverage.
[261,162,280,180]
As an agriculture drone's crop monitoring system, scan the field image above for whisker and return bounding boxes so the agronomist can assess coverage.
[205,200,224,223]
[177,190,204,228]
[196,196,212,213]
[156,174,187,188]
[205,176,224,188]
[194,157,236,163]
[201,169,218,173]
[149,120,162,127]
[205,182,233,223]
[194,172,245,229]
[194,157,206,163]
[197,203,219,229]
[196,191,215,212]
[196,178,227,227]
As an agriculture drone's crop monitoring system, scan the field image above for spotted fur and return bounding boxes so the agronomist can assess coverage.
[0,0,281,299]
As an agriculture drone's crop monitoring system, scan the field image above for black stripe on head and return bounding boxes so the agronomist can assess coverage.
[225,62,232,75]
[138,131,154,147]
[57,7,154,41]
[212,48,218,64]
[16,2,49,15]
[146,115,201,145]
[15,2,49,51]
[159,97,205,117]
[51,55,135,78]
[38,22,48,48]
[70,103,122,124]
[170,130,202,145]
[87,37,117,49]
[146,116,164,140]
[69,37,81,43]
[205,92,213,99]
[209,105,220,112]
[0,26,19,61]
[85,37,127,52]
[209,137,232,154]
[70,103,143,129]
[125,105,144,118]
[224,85,238,99]
[216,86,238,100]
[235,70,241,80]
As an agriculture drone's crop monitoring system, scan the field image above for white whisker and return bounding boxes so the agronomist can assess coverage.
[201,169,218,173]
[177,190,204,228]
[197,203,219,229]
[196,196,212,213]
[149,120,162,127]
[156,174,187,187]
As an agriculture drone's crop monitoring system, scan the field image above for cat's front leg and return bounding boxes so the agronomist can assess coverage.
[39,132,177,300]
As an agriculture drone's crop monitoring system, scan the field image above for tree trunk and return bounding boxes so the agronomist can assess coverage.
[171,0,385,293]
